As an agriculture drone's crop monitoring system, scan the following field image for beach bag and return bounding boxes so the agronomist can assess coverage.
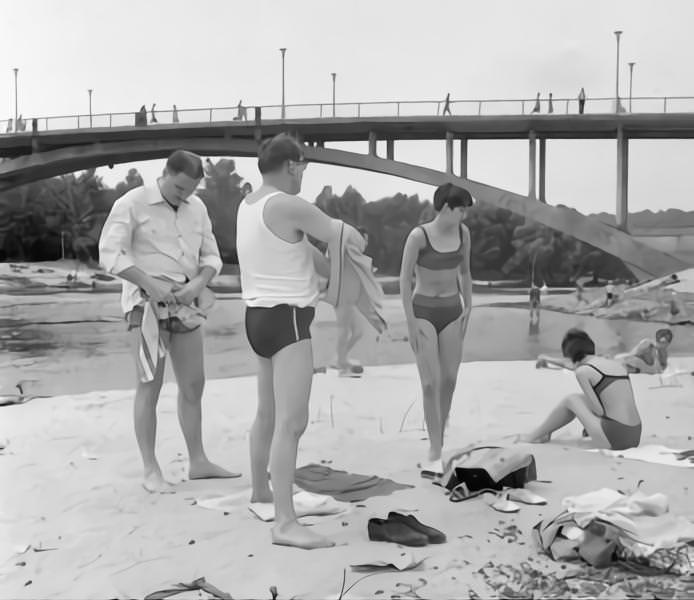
[445,446,537,499]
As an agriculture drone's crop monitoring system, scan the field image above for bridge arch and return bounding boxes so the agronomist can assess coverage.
[0,138,688,279]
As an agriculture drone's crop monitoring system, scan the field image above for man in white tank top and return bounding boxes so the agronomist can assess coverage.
[237,134,362,549]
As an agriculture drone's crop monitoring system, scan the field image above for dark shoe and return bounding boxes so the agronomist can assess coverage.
[367,517,428,546]
[387,512,446,544]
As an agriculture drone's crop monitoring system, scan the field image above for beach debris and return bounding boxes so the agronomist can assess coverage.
[350,550,426,572]
[144,577,233,600]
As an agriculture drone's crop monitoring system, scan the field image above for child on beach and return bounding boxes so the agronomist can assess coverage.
[521,328,642,450]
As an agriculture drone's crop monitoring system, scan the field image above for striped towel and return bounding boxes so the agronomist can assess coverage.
[139,303,168,382]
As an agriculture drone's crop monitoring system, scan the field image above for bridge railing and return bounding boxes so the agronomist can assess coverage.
[3,95,694,134]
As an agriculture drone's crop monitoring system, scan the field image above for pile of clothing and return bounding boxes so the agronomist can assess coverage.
[534,488,694,575]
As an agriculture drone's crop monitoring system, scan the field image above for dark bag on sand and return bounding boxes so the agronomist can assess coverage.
[444,446,537,498]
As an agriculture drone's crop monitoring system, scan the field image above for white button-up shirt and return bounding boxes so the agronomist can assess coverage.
[98,184,222,314]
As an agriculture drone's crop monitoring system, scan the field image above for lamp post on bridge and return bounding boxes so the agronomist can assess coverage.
[331,72,336,117]
[614,30,623,113]
[628,62,635,112]
[13,68,19,124]
[279,47,287,119]
[88,89,93,127]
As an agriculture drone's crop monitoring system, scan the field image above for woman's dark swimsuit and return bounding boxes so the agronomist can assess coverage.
[584,363,642,450]
[413,225,464,334]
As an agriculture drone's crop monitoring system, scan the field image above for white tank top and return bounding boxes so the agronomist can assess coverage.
[236,190,319,308]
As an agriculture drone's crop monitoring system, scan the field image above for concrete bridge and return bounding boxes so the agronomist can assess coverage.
[1,107,693,280]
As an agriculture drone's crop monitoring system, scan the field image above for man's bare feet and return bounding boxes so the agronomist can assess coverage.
[143,470,176,494]
[189,459,241,480]
[271,521,335,550]
[517,433,551,444]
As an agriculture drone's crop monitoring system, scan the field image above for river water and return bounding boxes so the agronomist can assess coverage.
[0,292,691,396]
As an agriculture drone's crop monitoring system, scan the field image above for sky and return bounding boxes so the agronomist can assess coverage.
[2,0,694,214]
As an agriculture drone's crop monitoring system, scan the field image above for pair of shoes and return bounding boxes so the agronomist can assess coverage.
[367,512,446,546]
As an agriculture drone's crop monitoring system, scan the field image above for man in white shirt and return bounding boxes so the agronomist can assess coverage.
[99,150,238,493]
[237,134,363,549]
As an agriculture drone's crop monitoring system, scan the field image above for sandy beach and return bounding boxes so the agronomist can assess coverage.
[2,264,694,598]
[1,361,694,599]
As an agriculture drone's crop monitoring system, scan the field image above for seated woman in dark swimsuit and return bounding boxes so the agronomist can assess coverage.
[400,184,474,474]
[520,328,642,450]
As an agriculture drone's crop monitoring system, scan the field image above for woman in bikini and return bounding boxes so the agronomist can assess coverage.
[521,328,642,450]
[400,183,473,475]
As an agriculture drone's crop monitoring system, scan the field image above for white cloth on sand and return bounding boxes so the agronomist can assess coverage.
[248,491,349,522]
[586,444,694,468]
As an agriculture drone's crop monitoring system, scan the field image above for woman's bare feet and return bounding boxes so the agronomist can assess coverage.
[189,459,241,480]
[271,521,335,550]
[142,470,176,494]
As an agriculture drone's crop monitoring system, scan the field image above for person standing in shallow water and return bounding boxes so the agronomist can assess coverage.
[98,150,239,493]
[400,184,473,475]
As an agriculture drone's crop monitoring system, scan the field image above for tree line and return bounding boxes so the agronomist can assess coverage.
[0,159,633,284]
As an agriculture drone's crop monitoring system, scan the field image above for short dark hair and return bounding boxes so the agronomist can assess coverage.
[258,133,304,174]
[166,150,203,179]
[433,183,474,211]
[655,328,673,343]
[561,328,595,363]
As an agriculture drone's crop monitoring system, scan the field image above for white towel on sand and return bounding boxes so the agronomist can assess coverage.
[248,491,349,522]
[587,444,694,468]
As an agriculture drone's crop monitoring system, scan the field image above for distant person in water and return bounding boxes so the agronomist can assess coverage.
[98,149,238,493]
[521,328,641,450]
[442,93,452,116]
[400,183,473,476]
[529,284,541,325]
[615,328,673,374]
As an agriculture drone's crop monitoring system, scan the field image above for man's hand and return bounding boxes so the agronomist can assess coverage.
[143,278,177,305]
[173,278,205,307]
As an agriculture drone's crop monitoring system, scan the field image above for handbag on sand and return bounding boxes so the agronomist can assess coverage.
[444,446,537,501]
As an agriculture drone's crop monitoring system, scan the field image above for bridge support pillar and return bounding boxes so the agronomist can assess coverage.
[528,130,537,200]
[368,131,378,157]
[616,126,629,232]
[386,139,394,160]
[445,132,454,174]
[538,138,546,203]
[459,138,468,179]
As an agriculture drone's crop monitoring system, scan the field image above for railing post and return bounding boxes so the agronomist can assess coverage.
[357,103,361,118]
[663,97,668,113]
[319,104,323,118]
[209,108,213,122]
[77,115,80,128]
[397,102,400,117]
[521,100,525,115]
[45,118,49,130]
[478,101,482,116]
[566,99,569,114]
[109,114,112,127]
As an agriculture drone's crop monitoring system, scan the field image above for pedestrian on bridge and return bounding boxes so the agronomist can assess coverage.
[548,92,554,114]
[135,105,148,126]
[172,104,180,123]
[531,92,541,113]
[578,87,586,114]
[150,103,158,124]
[4,118,12,133]
[442,93,452,116]
[98,149,239,494]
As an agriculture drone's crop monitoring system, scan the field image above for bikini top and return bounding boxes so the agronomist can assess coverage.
[416,225,464,270]
[583,363,630,414]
